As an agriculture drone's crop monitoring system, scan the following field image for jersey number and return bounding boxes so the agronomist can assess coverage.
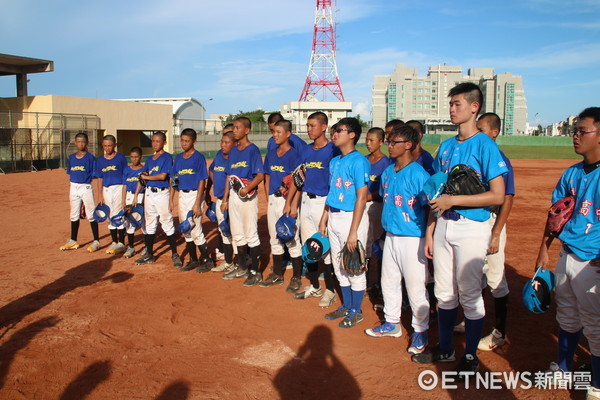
[402,212,411,223]
[585,223,592,235]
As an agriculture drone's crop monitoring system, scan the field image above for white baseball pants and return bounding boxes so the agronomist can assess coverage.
[482,217,509,298]
[228,189,260,248]
[268,194,301,257]
[299,192,331,264]
[69,182,95,222]
[143,188,175,236]
[103,185,125,229]
[178,190,207,245]
[125,191,146,235]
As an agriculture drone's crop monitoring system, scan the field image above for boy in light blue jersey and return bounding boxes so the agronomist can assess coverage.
[364,125,431,355]
[319,117,371,328]
[60,132,100,252]
[412,83,508,379]
[535,107,600,399]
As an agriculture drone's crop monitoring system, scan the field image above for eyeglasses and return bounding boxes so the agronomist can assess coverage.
[335,128,353,133]
[386,140,409,146]
[571,128,600,137]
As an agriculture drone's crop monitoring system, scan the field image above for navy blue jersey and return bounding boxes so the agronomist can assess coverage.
[326,150,371,212]
[300,141,340,196]
[227,143,264,181]
[95,153,127,187]
[143,152,173,189]
[552,162,599,261]
[267,134,307,153]
[500,151,515,196]
[67,152,96,184]
[209,150,228,198]
[415,150,435,175]
[434,133,508,222]
[124,165,145,193]
[173,151,209,191]
[367,155,392,195]
[264,147,301,195]
[380,162,430,237]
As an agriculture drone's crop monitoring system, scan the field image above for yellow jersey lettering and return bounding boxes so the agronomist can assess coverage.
[71,166,85,172]
[231,161,248,169]
[178,168,194,175]
[271,165,285,173]
[305,162,324,169]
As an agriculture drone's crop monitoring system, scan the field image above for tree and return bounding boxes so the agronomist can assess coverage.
[354,114,370,130]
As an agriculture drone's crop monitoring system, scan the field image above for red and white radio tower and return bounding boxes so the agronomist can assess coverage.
[299,0,345,102]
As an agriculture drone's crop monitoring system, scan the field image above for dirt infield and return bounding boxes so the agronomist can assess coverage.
[0,159,590,399]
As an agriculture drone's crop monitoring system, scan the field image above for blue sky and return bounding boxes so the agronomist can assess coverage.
[1,0,598,127]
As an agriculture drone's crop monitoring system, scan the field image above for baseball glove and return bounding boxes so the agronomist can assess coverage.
[547,195,576,237]
[292,164,306,190]
[138,172,148,188]
[278,174,293,198]
[229,175,256,198]
[79,203,87,219]
[170,173,179,190]
[340,240,367,275]
[444,164,486,196]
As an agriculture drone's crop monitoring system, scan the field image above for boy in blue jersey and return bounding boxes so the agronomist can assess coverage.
[60,132,101,252]
[284,112,339,306]
[95,135,128,255]
[122,147,146,258]
[535,107,600,399]
[260,119,304,288]
[412,83,507,378]
[364,127,391,299]
[266,112,307,154]
[170,128,212,273]
[364,125,431,354]
[208,126,239,273]
[221,117,265,286]
[132,131,182,268]
[406,120,435,175]
[319,117,371,328]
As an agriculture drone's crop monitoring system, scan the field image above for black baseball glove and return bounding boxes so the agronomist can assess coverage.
[339,240,367,275]
[444,164,486,210]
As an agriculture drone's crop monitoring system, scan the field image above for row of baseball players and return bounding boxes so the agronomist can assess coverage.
[60,83,599,394]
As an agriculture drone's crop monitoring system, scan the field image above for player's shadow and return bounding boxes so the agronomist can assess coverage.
[0,259,131,337]
[0,316,59,389]
[59,360,111,400]
[273,325,361,400]
[155,380,190,400]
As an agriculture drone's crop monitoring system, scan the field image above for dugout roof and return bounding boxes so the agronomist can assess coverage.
[0,53,54,96]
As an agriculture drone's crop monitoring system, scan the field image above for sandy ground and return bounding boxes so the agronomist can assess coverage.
[0,159,591,400]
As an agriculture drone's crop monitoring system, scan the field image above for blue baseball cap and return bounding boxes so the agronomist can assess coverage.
[302,233,331,263]
[177,210,195,234]
[110,210,126,227]
[128,204,144,228]
[418,172,447,206]
[276,215,296,242]
[93,203,110,223]
[219,210,231,238]
[206,202,217,223]
[522,266,555,314]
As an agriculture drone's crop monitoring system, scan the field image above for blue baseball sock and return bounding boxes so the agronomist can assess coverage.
[350,289,364,312]
[464,317,485,357]
[557,328,582,371]
[340,286,352,309]
[592,355,600,389]
[437,307,458,354]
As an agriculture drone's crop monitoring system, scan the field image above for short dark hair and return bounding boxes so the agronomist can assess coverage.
[479,113,501,132]
[367,127,385,142]
[223,123,234,131]
[385,119,404,130]
[235,116,252,129]
[102,134,116,143]
[448,82,483,114]
[130,146,142,156]
[389,124,420,150]
[152,131,167,141]
[308,111,328,125]
[267,113,284,124]
[578,107,600,124]
[337,117,362,145]
[405,120,424,135]
[222,130,236,142]
[75,132,88,142]
[275,119,292,132]
[181,128,197,141]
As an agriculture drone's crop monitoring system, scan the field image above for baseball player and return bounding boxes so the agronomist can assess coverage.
[406,120,435,175]
[267,112,307,153]
[208,125,238,273]
[412,83,508,379]
[171,128,212,272]
[319,117,371,328]
[284,111,340,306]
[60,132,101,252]
[384,119,404,138]
[220,117,265,286]
[475,112,514,351]
[535,107,600,399]
[260,119,304,288]
[95,135,128,254]
[132,131,182,267]
[122,146,146,258]
[364,125,431,355]
[364,127,391,299]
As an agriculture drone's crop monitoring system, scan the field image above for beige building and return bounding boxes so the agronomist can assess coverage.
[280,100,353,134]
[372,63,527,135]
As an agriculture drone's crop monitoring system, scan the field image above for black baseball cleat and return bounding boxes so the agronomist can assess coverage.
[134,253,155,265]
[172,253,183,268]
[180,260,199,272]
[195,259,214,274]
[411,344,456,364]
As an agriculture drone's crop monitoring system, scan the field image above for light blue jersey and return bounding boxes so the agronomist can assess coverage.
[553,162,600,261]
[380,162,430,237]
[434,133,508,222]
[326,150,370,212]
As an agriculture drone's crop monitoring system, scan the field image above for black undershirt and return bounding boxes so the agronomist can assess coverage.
[583,160,600,174]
